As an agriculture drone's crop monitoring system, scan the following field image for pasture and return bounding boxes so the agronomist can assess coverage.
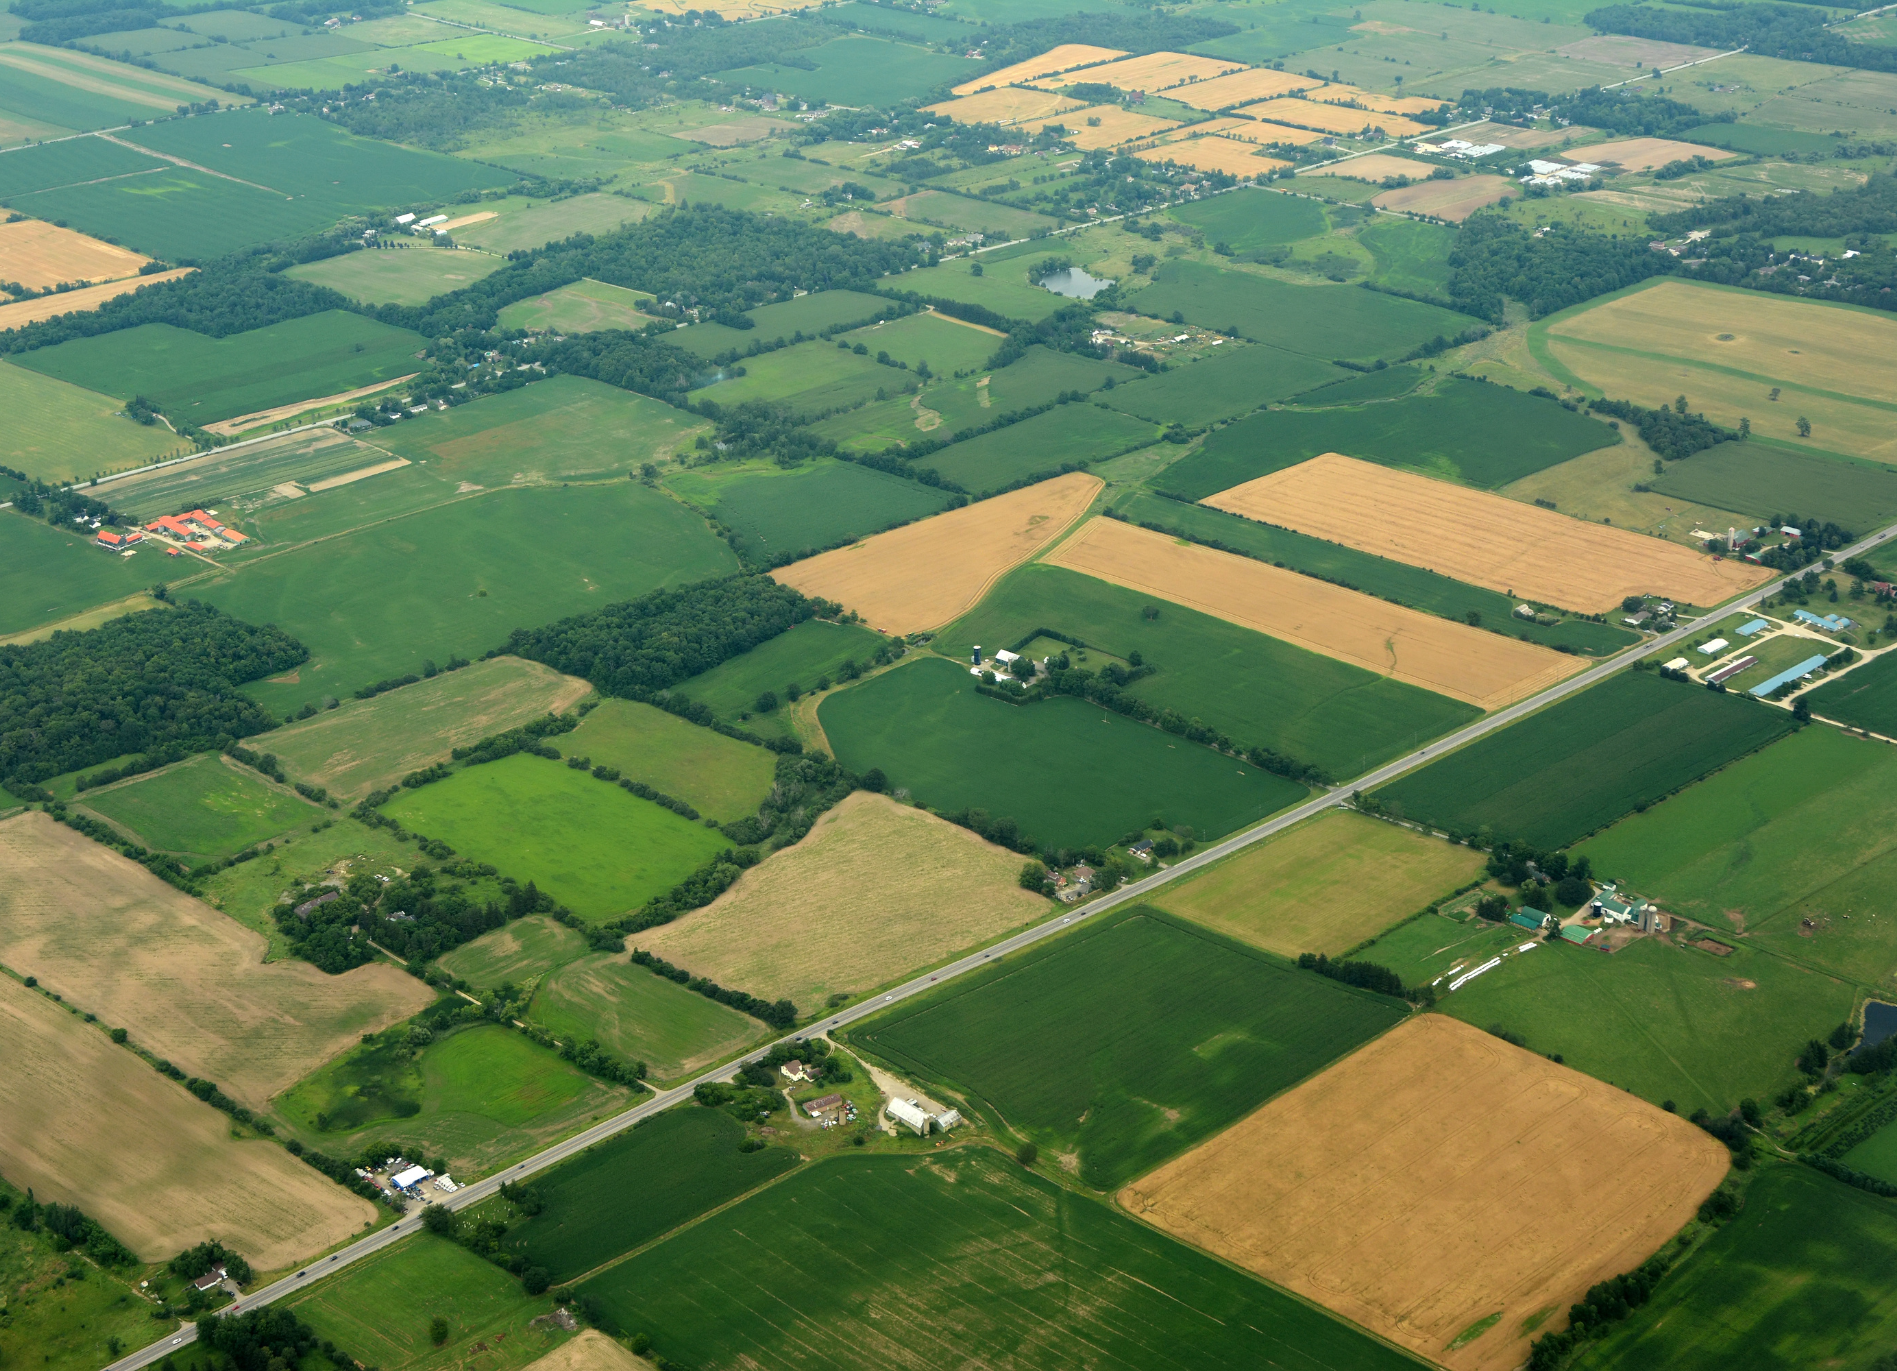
[1649,441,1897,531]
[840,310,998,376]
[772,471,1100,634]
[267,657,590,802]
[711,35,979,108]
[1160,376,1619,496]
[0,973,375,1269]
[1206,453,1770,612]
[672,618,889,729]
[0,811,430,1106]
[459,194,653,255]
[564,699,775,821]
[1804,649,1897,738]
[1104,342,1343,425]
[498,278,656,333]
[284,244,504,305]
[0,359,178,484]
[637,792,1048,1009]
[1152,810,1485,957]
[436,916,587,991]
[498,1109,797,1281]
[1373,671,1799,849]
[1123,1015,1728,1371]
[820,657,1308,850]
[77,753,327,863]
[1128,259,1472,361]
[882,252,1073,323]
[530,954,762,1081]
[688,340,897,417]
[941,562,1479,779]
[1359,216,1457,297]
[666,457,953,567]
[853,905,1404,1188]
[1167,186,1328,251]
[917,403,1156,496]
[576,1149,1419,1371]
[0,512,165,638]
[381,754,730,924]
[12,312,428,425]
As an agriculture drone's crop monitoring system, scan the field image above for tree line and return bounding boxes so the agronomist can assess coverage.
[1448,217,1674,323]
[1588,395,1739,460]
[1586,2,1897,75]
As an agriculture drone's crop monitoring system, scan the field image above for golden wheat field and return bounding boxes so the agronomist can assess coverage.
[1169,67,1320,110]
[924,87,1083,125]
[1026,105,1181,149]
[1135,137,1290,178]
[950,44,1127,95]
[0,216,147,292]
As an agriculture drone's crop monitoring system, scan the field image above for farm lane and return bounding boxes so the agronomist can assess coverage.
[99,519,1897,1371]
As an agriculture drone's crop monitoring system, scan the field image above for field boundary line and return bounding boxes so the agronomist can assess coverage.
[1600,46,1747,90]
[96,133,290,198]
[1543,333,1897,415]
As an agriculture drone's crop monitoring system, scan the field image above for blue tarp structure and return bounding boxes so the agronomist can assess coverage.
[1749,654,1828,697]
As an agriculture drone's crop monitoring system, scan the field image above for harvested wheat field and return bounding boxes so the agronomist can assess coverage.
[1159,117,1280,144]
[1248,98,1428,138]
[1040,51,1243,93]
[0,812,431,1107]
[950,44,1127,96]
[1136,137,1289,178]
[266,655,590,801]
[1026,104,1180,149]
[0,216,147,292]
[0,973,373,1266]
[1311,85,1446,116]
[522,1331,646,1371]
[0,267,191,330]
[1305,154,1440,183]
[1044,518,1582,708]
[1372,175,1514,221]
[926,88,1082,125]
[637,792,1046,1008]
[1170,66,1319,111]
[1120,1015,1728,1371]
[1572,136,1735,172]
[772,471,1100,634]
[1205,453,1768,610]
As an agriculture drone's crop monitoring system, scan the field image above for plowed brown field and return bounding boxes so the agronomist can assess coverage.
[1120,1015,1729,1371]
[771,471,1100,633]
[1205,453,1768,610]
[0,216,147,291]
[1373,175,1514,221]
[1042,517,1583,707]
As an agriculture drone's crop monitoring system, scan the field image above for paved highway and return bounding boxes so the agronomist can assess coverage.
[103,520,1897,1370]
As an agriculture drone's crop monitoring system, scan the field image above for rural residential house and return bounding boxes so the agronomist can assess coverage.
[94,528,143,551]
[144,509,249,551]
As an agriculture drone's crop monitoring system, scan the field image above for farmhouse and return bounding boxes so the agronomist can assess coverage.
[804,1092,845,1119]
[145,509,249,551]
[1591,888,1659,931]
[94,528,143,550]
[781,1061,810,1082]
[191,1265,228,1293]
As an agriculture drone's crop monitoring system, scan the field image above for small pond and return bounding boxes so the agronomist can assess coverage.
[1862,1001,1897,1053]
[1038,267,1113,299]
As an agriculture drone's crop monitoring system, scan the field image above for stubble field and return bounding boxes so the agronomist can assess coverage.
[1371,174,1513,221]
[0,215,147,290]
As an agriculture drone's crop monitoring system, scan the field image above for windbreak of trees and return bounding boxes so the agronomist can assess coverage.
[8,1190,138,1267]
[0,261,354,350]
[1459,85,1720,139]
[1448,217,1674,322]
[1654,173,1897,239]
[1589,396,1738,459]
[1585,2,1897,75]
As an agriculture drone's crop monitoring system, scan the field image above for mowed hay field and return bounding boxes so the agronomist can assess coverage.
[1371,174,1513,221]
[267,657,591,802]
[0,813,430,1107]
[0,974,373,1267]
[77,753,327,864]
[530,954,761,1082]
[637,792,1048,1009]
[1045,518,1583,708]
[564,699,776,822]
[522,1331,645,1371]
[1151,810,1485,957]
[1206,454,1768,611]
[772,471,1101,634]
[1121,1016,1729,1371]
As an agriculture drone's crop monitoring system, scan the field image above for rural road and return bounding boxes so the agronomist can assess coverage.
[101,520,1897,1371]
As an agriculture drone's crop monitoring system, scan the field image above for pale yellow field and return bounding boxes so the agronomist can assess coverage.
[1229,120,1328,147]
[0,973,373,1267]
[1573,136,1736,171]
[0,267,191,330]
[630,0,821,16]
[523,1331,648,1371]
[637,792,1046,1008]
[950,44,1128,96]
[1121,1015,1729,1371]
[0,813,432,1108]
[772,471,1101,634]
[0,44,236,110]
[0,217,147,292]
[1169,67,1320,110]
[1135,137,1290,178]
[925,87,1082,125]
[1311,84,1446,116]
[1026,104,1180,149]
[1373,174,1514,221]
[1305,154,1440,183]
[1158,116,1275,143]
[1040,50,1243,92]
[1044,517,1583,707]
[1248,97,1429,138]
[1206,453,1769,611]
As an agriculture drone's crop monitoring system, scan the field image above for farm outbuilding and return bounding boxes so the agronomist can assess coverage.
[888,1098,931,1135]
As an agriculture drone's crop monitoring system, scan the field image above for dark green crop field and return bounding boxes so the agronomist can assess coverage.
[10,165,342,261]
[0,134,163,196]
[854,906,1404,1188]
[1167,186,1328,252]
[714,35,979,107]
[502,1109,797,1282]
[917,404,1156,496]
[1683,122,1843,155]
[1649,441,1897,531]
[1577,1164,1897,1371]
[1798,650,1897,737]
[1373,671,1798,848]
[668,457,952,565]
[1103,343,1344,426]
[1291,363,1425,405]
[1160,377,1620,497]
[820,656,1308,850]
[0,511,160,637]
[671,289,891,359]
[941,563,1479,777]
[1117,494,1636,655]
[78,753,326,864]
[688,340,897,417]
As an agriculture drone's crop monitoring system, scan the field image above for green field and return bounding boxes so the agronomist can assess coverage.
[941,563,1480,779]
[1374,672,1799,848]
[822,656,1308,851]
[500,1108,797,1281]
[689,340,900,417]
[0,359,183,484]
[883,251,1073,323]
[712,35,978,107]
[458,194,653,254]
[78,753,326,863]
[918,403,1157,495]
[1358,216,1457,298]
[285,245,505,305]
[12,313,429,424]
[1160,376,1621,497]
[0,50,200,133]
[1167,186,1329,252]
[665,457,952,566]
[197,481,735,712]
[531,954,762,1081]
[578,1148,1416,1371]
[1117,493,1637,655]
[1128,259,1474,362]
[564,699,776,821]
[854,906,1404,1187]
[382,754,729,923]
[12,167,356,261]
[497,277,655,333]
[0,134,165,196]
[1577,1164,1897,1370]
[886,187,1057,239]
[1293,364,1426,406]
[1649,440,1897,531]
[840,311,999,377]
[1803,649,1897,738]
[672,288,892,358]
[1843,1112,1897,1183]
[673,618,889,735]
[0,512,166,638]
[1105,344,1347,426]
[1684,122,1846,155]
[436,915,587,991]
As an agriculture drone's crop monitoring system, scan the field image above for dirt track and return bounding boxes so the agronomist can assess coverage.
[1120,1015,1729,1371]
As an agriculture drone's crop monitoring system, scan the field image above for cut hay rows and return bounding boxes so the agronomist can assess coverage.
[1120,1015,1730,1371]
[1205,453,1770,611]
[1043,517,1584,708]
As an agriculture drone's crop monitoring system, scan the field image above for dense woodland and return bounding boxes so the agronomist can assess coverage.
[0,263,354,350]
[1586,2,1897,75]
[1461,86,1722,140]
[1588,396,1738,459]
[1448,217,1672,322]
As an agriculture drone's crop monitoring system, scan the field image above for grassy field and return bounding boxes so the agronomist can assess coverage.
[712,35,979,107]
[671,290,896,358]
[665,457,952,566]
[499,1109,798,1281]
[1160,377,1620,497]
[563,699,775,821]
[1104,343,1345,425]
[1358,215,1457,297]
[1152,810,1484,957]
[881,251,1073,323]
[917,403,1157,495]
[284,244,504,304]
[939,564,1478,780]
[530,954,762,1081]
[381,755,730,923]
[688,340,900,416]
[8,165,343,260]
[1648,440,1897,531]
[1804,650,1897,737]
[197,481,735,713]
[1167,186,1329,251]
[459,194,653,255]
[497,277,656,333]
[820,656,1308,851]
[886,187,1058,240]
[1118,493,1637,654]
[0,512,168,638]
[576,1148,1419,1371]
[840,310,999,376]
[436,915,587,991]
[1576,1164,1897,1370]
[0,359,180,484]
[673,619,888,731]
[853,905,1404,1188]
[1373,671,1798,847]
[77,753,327,864]
[0,1181,165,1371]
[12,312,429,424]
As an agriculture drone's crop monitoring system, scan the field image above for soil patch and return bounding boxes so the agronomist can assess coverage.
[1694,938,1736,956]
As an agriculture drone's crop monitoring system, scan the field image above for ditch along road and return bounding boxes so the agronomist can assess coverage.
[105,518,1897,1371]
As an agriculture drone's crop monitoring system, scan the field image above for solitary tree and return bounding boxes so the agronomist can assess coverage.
[429,1315,449,1347]
[1797,416,1812,437]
